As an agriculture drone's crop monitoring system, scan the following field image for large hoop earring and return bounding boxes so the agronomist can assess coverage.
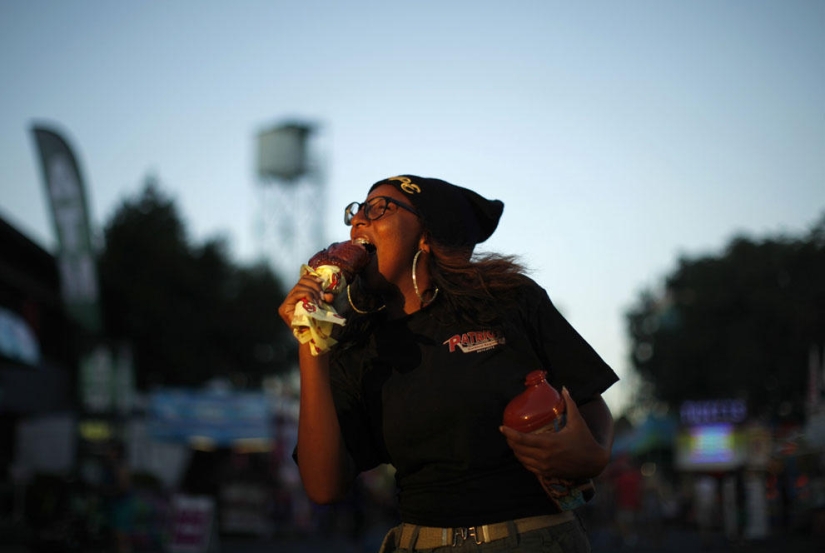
[347,284,385,315]
[412,249,439,308]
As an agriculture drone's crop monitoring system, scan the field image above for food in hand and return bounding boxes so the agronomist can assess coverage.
[308,241,370,282]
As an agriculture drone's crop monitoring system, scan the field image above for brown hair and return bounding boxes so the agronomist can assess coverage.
[428,243,532,325]
[336,244,532,345]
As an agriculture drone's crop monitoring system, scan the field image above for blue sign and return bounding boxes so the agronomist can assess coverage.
[148,389,271,446]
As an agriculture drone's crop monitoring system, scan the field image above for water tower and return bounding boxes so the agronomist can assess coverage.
[254,121,325,283]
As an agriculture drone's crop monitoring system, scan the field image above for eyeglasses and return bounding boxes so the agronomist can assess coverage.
[344,196,419,226]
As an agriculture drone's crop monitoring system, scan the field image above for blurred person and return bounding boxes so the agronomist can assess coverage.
[612,455,642,548]
[639,463,666,549]
[693,474,718,549]
[278,175,618,552]
[102,442,134,553]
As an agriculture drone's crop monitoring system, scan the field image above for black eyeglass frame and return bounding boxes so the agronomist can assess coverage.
[344,196,419,225]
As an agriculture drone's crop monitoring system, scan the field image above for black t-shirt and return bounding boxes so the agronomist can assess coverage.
[329,279,619,527]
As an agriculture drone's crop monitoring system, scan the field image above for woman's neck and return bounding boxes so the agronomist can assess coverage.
[383,289,421,318]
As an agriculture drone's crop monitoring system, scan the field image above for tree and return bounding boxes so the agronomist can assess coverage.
[626,213,825,422]
[98,178,295,389]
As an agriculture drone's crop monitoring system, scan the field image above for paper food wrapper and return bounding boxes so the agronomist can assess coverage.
[291,264,349,356]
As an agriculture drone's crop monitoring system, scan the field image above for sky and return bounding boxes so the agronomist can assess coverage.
[1,1,823,415]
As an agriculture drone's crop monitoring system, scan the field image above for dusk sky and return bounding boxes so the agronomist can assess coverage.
[1,1,823,414]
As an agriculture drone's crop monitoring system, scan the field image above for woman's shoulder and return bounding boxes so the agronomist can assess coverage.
[516,275,544,292]
[500,277,567,333]
[507,275,549,305]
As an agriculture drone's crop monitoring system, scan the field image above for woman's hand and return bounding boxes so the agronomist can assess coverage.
[279,275,355,504]
[499,388,613,480]
[277,274,336,328]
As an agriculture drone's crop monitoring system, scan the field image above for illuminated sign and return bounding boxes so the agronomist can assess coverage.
[675,423,747,471]
[680,399,747,425]
[79,419,114,442]
[689,423,735,464]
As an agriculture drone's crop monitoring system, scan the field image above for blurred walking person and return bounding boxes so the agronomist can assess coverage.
[693,474,718,550]
[612,455,642,548]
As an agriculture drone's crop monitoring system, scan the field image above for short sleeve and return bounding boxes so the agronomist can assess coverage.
[523,282,619,405]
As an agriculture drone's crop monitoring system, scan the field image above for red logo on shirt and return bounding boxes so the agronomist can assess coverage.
[443,330,505,353]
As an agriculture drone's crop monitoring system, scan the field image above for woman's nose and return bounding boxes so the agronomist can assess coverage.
[350,206,369,226]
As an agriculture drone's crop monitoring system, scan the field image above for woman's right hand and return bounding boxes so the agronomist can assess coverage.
[280,275,357,503]
[278,273,333,328]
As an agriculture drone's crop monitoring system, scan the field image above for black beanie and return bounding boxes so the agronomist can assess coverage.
[369,175,504,249]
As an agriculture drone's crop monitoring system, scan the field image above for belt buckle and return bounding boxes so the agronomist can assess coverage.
[452,527,483,546]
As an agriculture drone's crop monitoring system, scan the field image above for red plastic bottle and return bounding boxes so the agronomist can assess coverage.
[503,370,566,433]
[503,370,593,510]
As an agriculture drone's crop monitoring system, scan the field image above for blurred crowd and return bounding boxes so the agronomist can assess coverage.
[582,452,824,551]
[2,440,823,553]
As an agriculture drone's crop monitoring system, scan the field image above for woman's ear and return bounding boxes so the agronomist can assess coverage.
[417,233,431,253]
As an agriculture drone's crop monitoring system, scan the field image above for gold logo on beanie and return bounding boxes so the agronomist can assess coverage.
[389,176,421,194]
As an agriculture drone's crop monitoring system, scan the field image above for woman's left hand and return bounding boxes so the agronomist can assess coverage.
[499,388,612,481]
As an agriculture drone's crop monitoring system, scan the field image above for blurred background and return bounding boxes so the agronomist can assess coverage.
[0,1,823,551]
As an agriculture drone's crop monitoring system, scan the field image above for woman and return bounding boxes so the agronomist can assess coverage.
[278,175,618,552]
